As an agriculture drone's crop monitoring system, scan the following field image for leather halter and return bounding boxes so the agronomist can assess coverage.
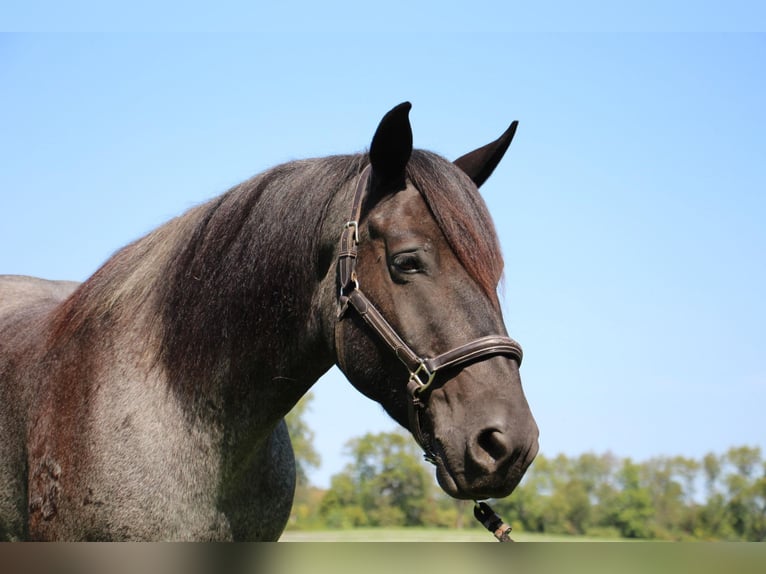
[335,165,524,463]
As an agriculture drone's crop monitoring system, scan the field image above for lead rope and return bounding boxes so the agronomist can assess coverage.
[473,501,514,542]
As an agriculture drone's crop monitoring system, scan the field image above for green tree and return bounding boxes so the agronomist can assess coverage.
[493,463,548,533]
[603,459,654,538]
[537,454,593,535]
[750,464,766,540]
[284,392,321,487]
[698,492,736,539]
[319,474,369,528]
[723,447,765,540]
[285,392,324,530]
[726,446,761,479]
[320,431,435,527]
[641,456,687,538]
[672,456,701,504]
[703,452,723,497]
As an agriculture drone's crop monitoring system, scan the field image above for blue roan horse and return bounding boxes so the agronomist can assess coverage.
[0,103,538,540]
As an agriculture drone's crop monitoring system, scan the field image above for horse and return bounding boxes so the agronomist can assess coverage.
[0,102,538,541]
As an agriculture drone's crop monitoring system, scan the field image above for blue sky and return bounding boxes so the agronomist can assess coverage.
[2,14,765,488]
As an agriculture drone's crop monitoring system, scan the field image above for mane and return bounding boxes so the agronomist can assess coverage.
[50,155,365,393]
[156,155,366,389]
[49,149,503,397]
[406,150,504,304]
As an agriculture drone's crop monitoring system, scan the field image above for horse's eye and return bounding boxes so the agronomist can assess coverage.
[391,253,422,275]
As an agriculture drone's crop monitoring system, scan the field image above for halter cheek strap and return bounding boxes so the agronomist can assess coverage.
[334,165,523,463]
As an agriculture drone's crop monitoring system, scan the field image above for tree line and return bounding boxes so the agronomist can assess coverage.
[491,445,765,540]
[286,395,765,540]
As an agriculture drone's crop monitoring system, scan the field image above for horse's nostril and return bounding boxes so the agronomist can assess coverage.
[476,428,512,462]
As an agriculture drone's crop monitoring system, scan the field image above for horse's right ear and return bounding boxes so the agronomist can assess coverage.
[369,102,413,188]
[454,121,518,188]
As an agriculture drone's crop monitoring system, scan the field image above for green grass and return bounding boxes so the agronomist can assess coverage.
[280,528,622,542]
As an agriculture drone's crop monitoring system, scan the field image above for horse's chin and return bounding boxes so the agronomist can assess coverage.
[433,457,522,501]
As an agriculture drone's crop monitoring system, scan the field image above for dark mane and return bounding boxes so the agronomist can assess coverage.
[50,150,503,396]
[156,155,366,390]
[407,150,504,303]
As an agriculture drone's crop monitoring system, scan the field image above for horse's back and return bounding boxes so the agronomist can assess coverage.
[0,274,78,394]
[0,275,78,540]
[0,275,79,314]
[0,274,78,377]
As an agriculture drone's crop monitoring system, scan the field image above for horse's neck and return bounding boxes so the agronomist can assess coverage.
[66,169,342,434]
[153,174,346,422]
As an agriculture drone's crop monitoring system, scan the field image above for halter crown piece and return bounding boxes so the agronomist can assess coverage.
[335,165,522,542]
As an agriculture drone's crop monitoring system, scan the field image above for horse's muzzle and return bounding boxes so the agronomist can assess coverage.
[434,415,539,500]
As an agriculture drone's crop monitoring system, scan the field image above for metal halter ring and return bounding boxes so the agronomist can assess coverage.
[409,361,436,395]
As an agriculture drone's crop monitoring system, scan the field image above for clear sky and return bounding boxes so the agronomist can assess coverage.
[2,9,765,488]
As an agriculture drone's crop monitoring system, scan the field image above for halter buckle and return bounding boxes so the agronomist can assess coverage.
[409,361,436,395]
[344,220,359,244]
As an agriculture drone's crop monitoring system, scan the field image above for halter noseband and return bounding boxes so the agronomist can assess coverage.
[335,165,523,463]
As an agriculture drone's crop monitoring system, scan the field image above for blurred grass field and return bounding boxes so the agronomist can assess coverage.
[280,528,618,542]
[272,532,765,574]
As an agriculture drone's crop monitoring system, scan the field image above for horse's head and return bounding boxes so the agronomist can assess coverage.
[334,103,538,500]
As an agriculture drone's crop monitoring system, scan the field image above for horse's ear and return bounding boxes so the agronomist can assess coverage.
[454,121,518,188]
[369,102,413,188]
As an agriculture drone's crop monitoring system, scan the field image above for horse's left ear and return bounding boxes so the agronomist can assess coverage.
[369,102,413,188]
[454,121,518,188]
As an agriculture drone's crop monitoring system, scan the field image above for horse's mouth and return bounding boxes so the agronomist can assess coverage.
[431,438,537,500]
[434,461,524,500]
[433,462,460,497]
